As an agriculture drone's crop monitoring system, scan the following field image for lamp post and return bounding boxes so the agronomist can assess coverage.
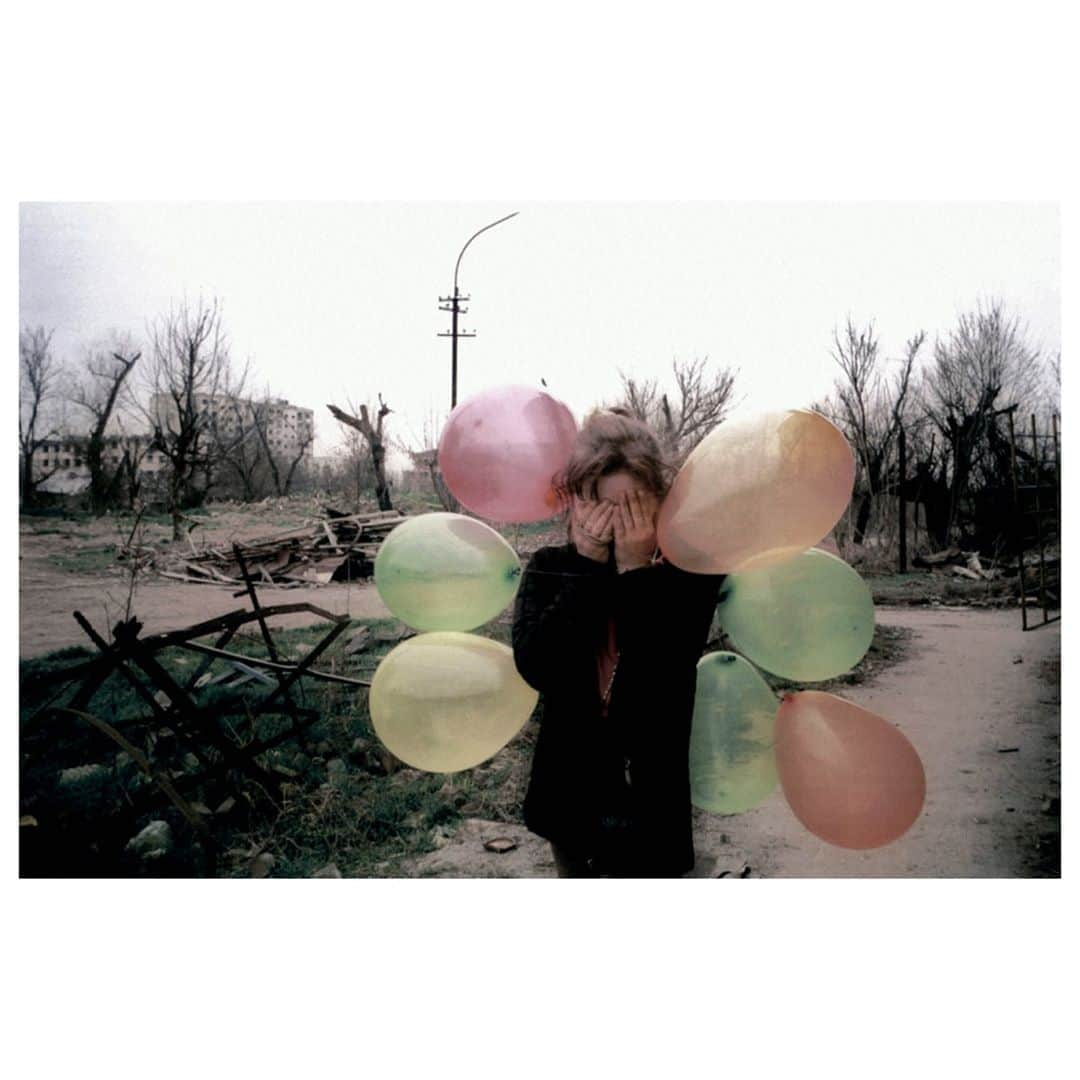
[438,211,519,410]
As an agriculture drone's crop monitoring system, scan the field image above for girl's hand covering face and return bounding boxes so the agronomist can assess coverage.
[613,489,659,572]
[570,496,615,562]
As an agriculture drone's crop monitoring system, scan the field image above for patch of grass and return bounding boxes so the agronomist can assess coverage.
[46,546,121,575]
[866,571,1018,607]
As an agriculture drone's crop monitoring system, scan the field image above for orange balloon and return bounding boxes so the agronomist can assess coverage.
[775,691,925,849]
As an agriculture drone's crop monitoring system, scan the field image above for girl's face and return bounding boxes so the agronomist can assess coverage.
[594,470,647,504]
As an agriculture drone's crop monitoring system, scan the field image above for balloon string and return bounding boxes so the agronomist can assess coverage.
[520,569,611,578]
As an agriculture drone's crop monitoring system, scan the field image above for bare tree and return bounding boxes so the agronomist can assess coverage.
[319,431,377,505]
[19,325,64,506]
[327,396,394,511]
[71,335,141,513]
[817,319,923,544]
[143,298,245,539]
[392,407,458,511]
[615,357,738,462]
[250,393,314,497]
[114,424,156,511]
[208,395,268,501]
[920,300,1043,546]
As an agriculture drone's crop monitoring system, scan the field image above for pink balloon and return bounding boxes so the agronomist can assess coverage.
[438,386,578,523]
[775,691,926,850]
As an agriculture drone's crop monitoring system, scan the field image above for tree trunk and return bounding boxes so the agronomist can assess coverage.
[371,442,392,511]
[326,400,394,513]
[851,492,873,545]
[21,453,35,508]
[88,435,107,514]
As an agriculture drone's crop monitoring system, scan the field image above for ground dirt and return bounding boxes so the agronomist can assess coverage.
[19,507,1060,879]
[404,607,1061,879]
[18,509,392,657]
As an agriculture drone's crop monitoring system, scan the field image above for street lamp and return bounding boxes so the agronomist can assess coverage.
[438,211,519,409]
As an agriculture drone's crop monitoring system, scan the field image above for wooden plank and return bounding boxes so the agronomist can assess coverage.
[179,641,371,687]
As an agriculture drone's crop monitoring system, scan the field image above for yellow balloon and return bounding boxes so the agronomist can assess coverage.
[657,409,855,574]
[369,632,538,773]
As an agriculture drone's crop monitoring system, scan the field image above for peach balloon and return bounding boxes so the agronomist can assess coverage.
[438,386,578,523]
[775,691,925,849]
[657,409,855,574]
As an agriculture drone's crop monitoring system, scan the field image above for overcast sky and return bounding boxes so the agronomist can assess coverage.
[19,202,1060,467]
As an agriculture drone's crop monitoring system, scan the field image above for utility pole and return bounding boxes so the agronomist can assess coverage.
[438,211,519,409]
[437,287,475,411]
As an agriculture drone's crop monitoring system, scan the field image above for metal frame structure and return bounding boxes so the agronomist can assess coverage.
[1007,408,1060,630]
[22,556,370,874]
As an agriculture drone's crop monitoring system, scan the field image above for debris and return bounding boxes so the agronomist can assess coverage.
[126,820,173,860]
[343,627,372,656]
[1042,797,1060,815]
[215,796,237,816]
[739,864,753,878]
[913,547,963,568]
[311,863,343,879]
[20,815,38,827]
[997,747,1020,753]
[161,508,406,587]
[483,837,519,854]
[950,565,982,581]
[57,763,110,789]
[250,852,275,878]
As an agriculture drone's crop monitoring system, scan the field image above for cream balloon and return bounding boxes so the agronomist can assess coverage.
[657,409,856,574]
[369,632,538,773]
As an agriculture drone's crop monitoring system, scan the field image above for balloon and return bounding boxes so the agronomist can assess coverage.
[438,385,578,522]
[374,513,521,632]
[775,691,926,849]
[369,632,538,773]
[689,651,779,814]
[657,409,855,574]
[717,549,875,681]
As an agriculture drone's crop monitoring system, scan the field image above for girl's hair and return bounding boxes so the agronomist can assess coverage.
[553,407,674,507]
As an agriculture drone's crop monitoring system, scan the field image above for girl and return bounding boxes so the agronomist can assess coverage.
[511,409,724,877]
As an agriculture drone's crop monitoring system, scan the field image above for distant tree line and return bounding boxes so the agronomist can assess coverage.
[19,298,329,537]
[22,294,1057,558]
[815,299,1059,558]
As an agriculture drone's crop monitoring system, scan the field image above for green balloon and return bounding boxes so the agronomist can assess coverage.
[374,513,522,632]
[718,548,874,681]
[690,651,779,814]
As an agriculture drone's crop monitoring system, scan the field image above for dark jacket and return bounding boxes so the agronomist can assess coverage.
[511,543,724,877]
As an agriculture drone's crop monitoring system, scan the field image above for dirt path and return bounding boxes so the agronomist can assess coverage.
[407,607,1061,878]
[18,505,398,658]
[19,570,391,657]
